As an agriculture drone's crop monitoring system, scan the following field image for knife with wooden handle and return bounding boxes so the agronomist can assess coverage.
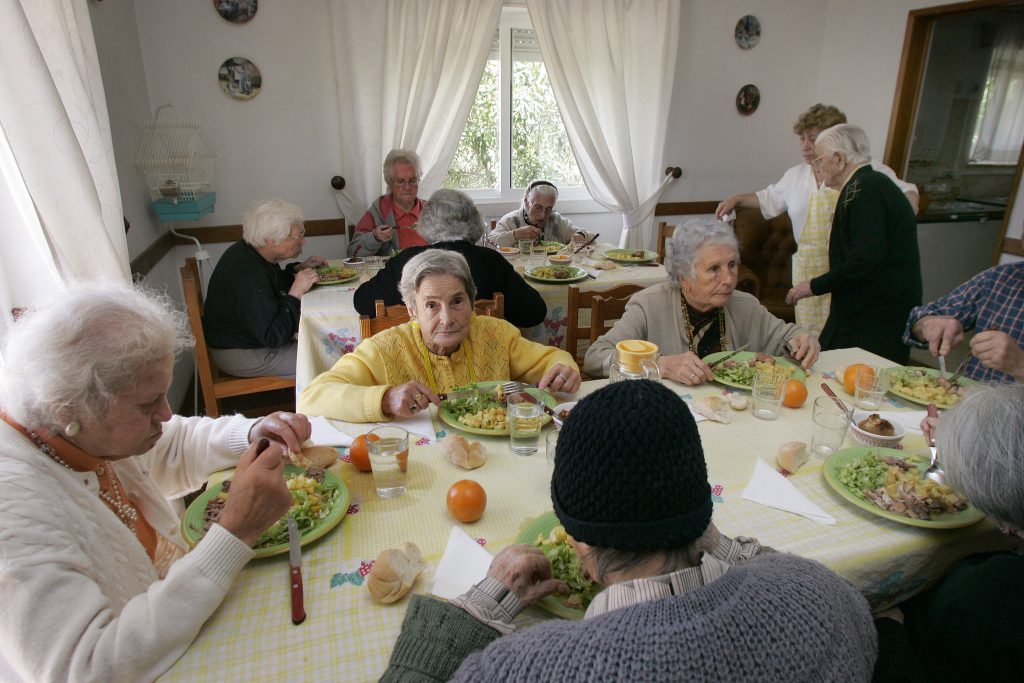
[287,515,306,625]
[705,342,752,369]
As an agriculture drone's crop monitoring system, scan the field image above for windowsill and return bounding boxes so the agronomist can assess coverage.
[462,194,608,218]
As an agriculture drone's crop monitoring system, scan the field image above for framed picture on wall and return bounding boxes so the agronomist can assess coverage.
[736,85,760,116]
[218,57,262,100]
[735,15,761,49]
[214,0,258,24]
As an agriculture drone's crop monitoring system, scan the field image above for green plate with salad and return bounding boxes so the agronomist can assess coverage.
[182,464,349,559]
[602,248,657,264]
[524,265,588,284]
[538,240,567,254]
[439,381,556,436]
[702,350,805,390]
[823,447,984,529]
[886,366,977,409]
[314,266,360,286]
[515,512,600,619]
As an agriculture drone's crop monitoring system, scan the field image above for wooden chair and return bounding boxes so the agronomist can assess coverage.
[565,284,644,365]
[655,221,761,299]
[359,293,505,339]
[179,257,296,417]
[656,221,675,264]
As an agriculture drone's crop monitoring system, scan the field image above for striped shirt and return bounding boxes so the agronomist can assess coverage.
[902,262,1024,383]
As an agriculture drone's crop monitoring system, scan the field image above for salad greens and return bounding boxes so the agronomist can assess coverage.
[254,473,340,549]
[533,525,600,609]
[443,385,503,419]
[712,363,759,386]
[835,453,890,499]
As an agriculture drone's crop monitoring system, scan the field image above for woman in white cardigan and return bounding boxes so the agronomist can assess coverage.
[0,283,309,682]
[583,218,820,384]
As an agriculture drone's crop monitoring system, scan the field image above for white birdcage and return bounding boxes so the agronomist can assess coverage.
[135,107,217,221]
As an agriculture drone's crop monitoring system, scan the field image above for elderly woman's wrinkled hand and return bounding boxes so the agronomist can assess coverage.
[486,545,568,606]
[373,224,394,243]
[538,364,581,394]
[785,280,813,305]
[657,352,713,385]
[217,439,293,547]
[787,334,820,369]
[289,268,320,298]
[920,415,939,445]
[297,256,329,270]
[251,411,311,454]
[383,381,440,418]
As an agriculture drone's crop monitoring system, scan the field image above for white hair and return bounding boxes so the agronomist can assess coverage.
[815,124,871,166]
[241,198,304,247]
[0,282,193,431]
[525,181,558,206]
[417,189,485,243]
[937,383,1024,531]
[398,250,477,312]
[383,148,421,185]
[664,217,739,288]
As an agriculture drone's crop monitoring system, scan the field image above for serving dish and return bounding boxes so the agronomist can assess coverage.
[850,411,906,447]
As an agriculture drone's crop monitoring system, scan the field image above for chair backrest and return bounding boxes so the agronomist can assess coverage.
[180,257,219,416]
[359,293,505,339]
[565,284,644,364]
[657,221,676,264]
[590,293,633,344]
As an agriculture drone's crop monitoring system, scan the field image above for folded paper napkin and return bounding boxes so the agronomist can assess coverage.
[431,526,494,599]
[377,411,435,443]
[742,458,836,525]
[308,416,355,447]
[872,410,927,434]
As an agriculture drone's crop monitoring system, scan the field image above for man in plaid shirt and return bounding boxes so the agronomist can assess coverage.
[903,262,1024,383]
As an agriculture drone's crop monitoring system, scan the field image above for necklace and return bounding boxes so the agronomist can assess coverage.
[680,298,728,355]
[411,320,477,393]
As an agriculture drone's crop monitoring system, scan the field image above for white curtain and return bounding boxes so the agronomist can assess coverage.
[970,20,1024,165]
[328,0,502,224]
[526,0,680,248]
[0,0,130,290]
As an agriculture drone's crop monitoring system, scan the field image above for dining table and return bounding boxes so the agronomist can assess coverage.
[160,348,1017,682]
[294,244,668,395]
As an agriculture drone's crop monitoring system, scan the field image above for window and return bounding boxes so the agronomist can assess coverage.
[968,19,1024,165]
[443,8,585,201]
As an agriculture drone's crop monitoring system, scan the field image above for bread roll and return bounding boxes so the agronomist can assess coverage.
[442,434,486,470]
[692,395,733,423]
[367,542,426,604]
[290,445,339,469]
[776,441,809,473]
[728,394,749,411]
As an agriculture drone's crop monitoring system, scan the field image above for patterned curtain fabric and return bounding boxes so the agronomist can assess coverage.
[970,20,1024,165]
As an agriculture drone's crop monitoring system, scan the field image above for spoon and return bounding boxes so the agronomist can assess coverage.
[922,403,945,484]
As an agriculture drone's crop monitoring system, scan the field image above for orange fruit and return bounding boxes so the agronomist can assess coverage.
[446,480,487,523]
[348,433,379,473]
[782,379,808,408]
[842,364,873,396]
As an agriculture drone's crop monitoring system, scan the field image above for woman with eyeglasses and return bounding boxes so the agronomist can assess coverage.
[348,149,431,257]
[487,180,593,247]
[204,197,327,378]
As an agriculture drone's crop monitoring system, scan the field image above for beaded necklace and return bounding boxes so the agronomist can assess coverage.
[411,319,477,393]
[680,298,728,355]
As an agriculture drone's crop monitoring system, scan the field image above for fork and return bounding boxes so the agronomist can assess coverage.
[498,382,556,417]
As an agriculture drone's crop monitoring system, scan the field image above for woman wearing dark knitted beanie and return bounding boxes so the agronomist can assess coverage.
[382,380,877,682]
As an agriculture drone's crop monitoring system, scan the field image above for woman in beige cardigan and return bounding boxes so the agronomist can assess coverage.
[584,218,819,385]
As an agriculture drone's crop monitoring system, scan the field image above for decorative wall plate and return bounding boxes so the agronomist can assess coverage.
[735,15,761,49]
[218,57,262,101]
[736,84,760,116]
[214,0,258,24]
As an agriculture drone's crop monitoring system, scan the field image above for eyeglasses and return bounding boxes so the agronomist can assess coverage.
[285,230,306,242]
[811,155,825,168]
[392,178,419,187]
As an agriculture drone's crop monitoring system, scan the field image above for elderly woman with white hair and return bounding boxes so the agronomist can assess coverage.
[204,197,327,378]
[354,189,547,327]
[349,148,430,257]
[584,218,819,384]
[0,283,311,682]
[786,124,921,364]
[300,250,579,422]
[874,384,1024,681]
[487,180,593,247]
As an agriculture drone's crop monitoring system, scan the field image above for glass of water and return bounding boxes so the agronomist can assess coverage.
[751,371,786,420]
[508,402,543,455]
[854,365,889,410]
[810,396,851,459]
[368,425,409,498]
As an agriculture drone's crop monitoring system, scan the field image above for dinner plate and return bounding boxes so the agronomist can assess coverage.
[182,464,349,559]
[538,240,567,255]
[602,248,657,264]
[524,265,588,284]
[702,351,806,390]
[822,447,984,529]
[515,512,589,620]
[314,267,360,286]
[886,366,977,409]
[439,380,556,436]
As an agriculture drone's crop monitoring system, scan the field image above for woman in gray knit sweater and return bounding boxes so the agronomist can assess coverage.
[381,381,876,682]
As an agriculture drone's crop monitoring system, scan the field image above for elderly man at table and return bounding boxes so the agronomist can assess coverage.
[381,380,876,682]
[486,180,593,247]
[787,125,921,365]
[348,148,430,257]
[204,197,327,378]
[0,283,309,682]
[584,217,819,384]
[299,250,579,423]
[354,188,546,327]
[874,384,1024,681]
[902,261,1024,383]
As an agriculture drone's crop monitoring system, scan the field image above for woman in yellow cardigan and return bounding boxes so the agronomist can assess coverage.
[299,250,581,423]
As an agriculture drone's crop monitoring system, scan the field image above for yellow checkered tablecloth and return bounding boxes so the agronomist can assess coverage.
[295,248,668,394]
[161,348,1016,682]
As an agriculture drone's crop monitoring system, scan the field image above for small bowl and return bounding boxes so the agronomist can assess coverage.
[552,401,577,430]
[344,257,365,268]
[498,246,519,259]
[548,253,574,266]
[850,411,906,447]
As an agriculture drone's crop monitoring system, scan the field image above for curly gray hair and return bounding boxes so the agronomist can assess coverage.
[398,250,477,313]
[937,383,1024,532]
[417,189,485,243]
[815,124,871,166]
[0,282,193,431]
[241,197,304,247]
[664,217,739,288]
[383,148,421,186]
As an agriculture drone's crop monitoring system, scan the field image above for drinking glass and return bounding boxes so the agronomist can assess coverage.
[854,365,889,410]
[508,402,543,455]
[751,371,786,420]
[810,396,851,459]
[518,239,535,257]
[368,426,409,498]
[530,244,549,269]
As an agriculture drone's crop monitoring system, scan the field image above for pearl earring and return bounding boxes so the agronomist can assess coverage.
[64,421,80,437]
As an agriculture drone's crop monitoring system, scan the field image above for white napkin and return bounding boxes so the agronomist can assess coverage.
[377,411,436,443]
[307,415,355,447]
[681,400,709,423]
[874,411,927,434]
[742,458,836,525]
[431,526,494,599]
